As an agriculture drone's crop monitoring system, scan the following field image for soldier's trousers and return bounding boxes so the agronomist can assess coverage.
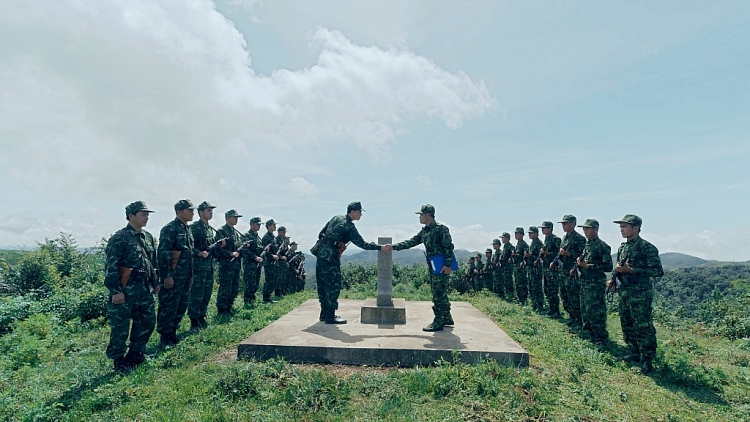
[561,274,581,325]
[262,265,277,301]
[543,268,561,314]
[493,272,504,297]
[429,273,452,325]
[243,262,261,302]
[514,266,529,304]
[216,261,241,310]
[106,284,155,360]
[527,268,545,311]
[579,276,608,342]
[316,259,342,316]
[618,278,657,359]
[276,264,288,296]
[188,266,214,318]
[501,269,515,301]
[157,276,191,335]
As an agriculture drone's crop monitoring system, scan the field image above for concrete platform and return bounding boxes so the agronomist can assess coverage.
[360,298,407,324]
[238,299,528,367]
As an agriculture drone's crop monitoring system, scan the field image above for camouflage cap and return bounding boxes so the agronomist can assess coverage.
[528,226,539,233]
[225,209,242,218]
[485,248,493,253]
[468,256,475,261]
[125,200,154,216]
[174,199,195,211]
[492,239,501,245]
[558,215,577,224]
[278,226,287,232]
[578,219,600,229]
[265,219,276,226]
[501,232,511,238]
[540,221,553,229]
[415,204,435,215]
[515,227,525,234]
[613,214,642,226]
[475,253,482,258]
[197,201,216,211]
[347,201,365,212]
[249,216,262,224]
[290,241,298,246]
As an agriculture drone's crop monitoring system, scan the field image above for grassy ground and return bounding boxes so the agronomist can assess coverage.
[1,282,748,421]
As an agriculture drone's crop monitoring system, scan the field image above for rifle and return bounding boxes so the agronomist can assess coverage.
[256,244,272,268]
[607,254,627,302]
[206,237,228,252]
[533,249,544,268]
[572,249,586,279]
[275,241,290,265]
[230,240,251,262]
[551,248,564,270]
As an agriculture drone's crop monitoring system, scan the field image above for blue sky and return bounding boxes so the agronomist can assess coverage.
[1,1,749,260]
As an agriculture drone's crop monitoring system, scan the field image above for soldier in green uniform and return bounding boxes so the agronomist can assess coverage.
[285,241,299,293]
[214,210,243,315]
[187,201,221,331]
[474,253,484,292]
[558,215,587,331]
[392,204,455,332]
[499,233,515,301]
[613,214,664,373]
[275,228,289,297]
[541,221,562,318]
[513,227,529,305]
[261,219,279,303]
[460,256,475,294]
[484,248,494,291]
[156,199,195,346]
[241,216,265,305]
[311,202,382,324]
[526,226,545,312]
[491,239,504,297]
[575,219,613,345]
[287,246,304,293]
[104,201,159,372]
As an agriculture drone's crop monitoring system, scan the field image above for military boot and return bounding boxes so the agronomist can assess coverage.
[198,316,209,329]
[444,314,455,326]
[190,318,202,332]
[124,351,145,367]
[325,313,347,324]
[114,357,133,373]
[422,321,444,332]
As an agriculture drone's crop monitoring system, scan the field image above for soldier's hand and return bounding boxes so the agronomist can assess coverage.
[164,277,174,289]
[524,251,530,258]
[199,251,209,258]
[231,251,240,258]
[281,256,287,261]
[616,262,633,274]
[441,265,452,275]
[576,257,588,268]
[220,239,226,248]
[255,257,263,263]
[112,293,125,305]
[560,248,570,257]
[272,254,279,260]
[153,286,160,295]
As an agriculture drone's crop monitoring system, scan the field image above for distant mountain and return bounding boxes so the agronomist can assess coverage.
[608,252,713,270]
[302,249,482,269]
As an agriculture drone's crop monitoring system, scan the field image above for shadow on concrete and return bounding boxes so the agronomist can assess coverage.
[301,322,467,350]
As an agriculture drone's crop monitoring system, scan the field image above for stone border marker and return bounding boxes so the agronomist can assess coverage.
[360,237,406,324]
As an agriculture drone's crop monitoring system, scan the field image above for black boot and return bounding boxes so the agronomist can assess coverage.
[190,317,202,332]
[319,308,327,321]
[170,331,180,345]
[114,357,133,373]
[159,333,173,347]
[199,315,208,328]
[124,351,145,366]
[325,310,346,324]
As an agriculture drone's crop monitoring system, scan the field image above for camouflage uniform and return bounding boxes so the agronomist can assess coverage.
[483,250,494,291]
[460,258,475,294]
[104,202,158,365]
[156,204,195,338]
[393,206,454,329]
[559,218,587,327]
[313,207,381,319]
[275,233,289,296]
[241,218,265,303]
[474,255,484,292]
[527,229,545,312]
[614,215,664,363]
[261,224,279,302]
[188,215,218,321]
[513,230,529,304]
[499,235,515,301]
[541,222,562,316]
[491,240,504,297]
[214,212,243,312]
[577,220,613,343]
[288,250,305,293]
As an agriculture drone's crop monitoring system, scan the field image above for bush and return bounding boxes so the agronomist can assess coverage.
[0,296,38,334]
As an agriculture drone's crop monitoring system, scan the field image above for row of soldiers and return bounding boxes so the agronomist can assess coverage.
[461,214,664,373]
[104,199,306,372]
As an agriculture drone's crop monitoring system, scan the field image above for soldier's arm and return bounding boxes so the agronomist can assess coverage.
[190,224,203,258]
[347,225,381,251]
[632,244,664,277]
[392,231,423,251]
[104,237,125,295]
[588,243,613,273]
[157,225,176,279]
[440,226,455,267]
[213,228,233,260]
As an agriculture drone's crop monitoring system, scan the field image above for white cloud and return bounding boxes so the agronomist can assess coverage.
[416,174,433,186]
[288,176,319,197]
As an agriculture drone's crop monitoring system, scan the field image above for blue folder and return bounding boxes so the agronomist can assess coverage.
[427,253,459,275]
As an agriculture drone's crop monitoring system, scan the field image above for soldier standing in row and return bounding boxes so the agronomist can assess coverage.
[285,241,299,293]
[526,226,545,313]
[261,219,279,303]
[214,210,243,315]
[156,200,195,346]
[491,239,504,297]
[613,214,664,373]
[483,248,493,291]
[188,201,220,331]
[513,227,529,305]
[541,221,562,318]
[391,204,455,332]
[104,201,158,372]
[275,228,289,297]
[312,202,383,324]
[474,253,484,292]
[575,219,613,345]
[558,215,587,331]
[499,233,515,301]
[241,216,265,305]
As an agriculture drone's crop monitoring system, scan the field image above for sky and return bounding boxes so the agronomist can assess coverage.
[1,1,749,260]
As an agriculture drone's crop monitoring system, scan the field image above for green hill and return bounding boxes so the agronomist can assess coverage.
[660,252,711,270]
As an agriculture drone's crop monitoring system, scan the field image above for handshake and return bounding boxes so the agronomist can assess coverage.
[381,244,394,253]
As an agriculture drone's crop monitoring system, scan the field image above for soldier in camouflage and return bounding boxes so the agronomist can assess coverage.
[104,201,159,372]
[187,201,221,331]
[558,215,587,330]
[484,249,493,291]
[275,228,289,297]
[261,219,279,303]
[513,227,529,305]
[499,233,515,301]
[575,219,613,345]
[312,202,382,324]
[241,216,265,305]
[214,210,243,315]
[285,241,300,293]
[474,253,484,292]
[613,214,664,373]
[526,226,545,312]
[156,199,195,346]
[392,204,455,332]
[541,221,562,318]
[491,239,504,297]
[461,256,475,294]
